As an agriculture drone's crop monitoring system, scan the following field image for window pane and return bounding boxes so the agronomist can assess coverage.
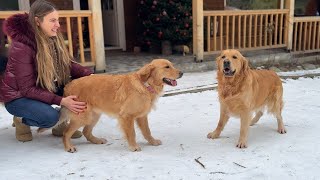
[0,0,19,11]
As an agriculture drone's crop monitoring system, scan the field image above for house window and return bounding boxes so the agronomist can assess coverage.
[226,0,279,10]
[102,0,114,11]
[295,0,320,16]
[0,0,19,10]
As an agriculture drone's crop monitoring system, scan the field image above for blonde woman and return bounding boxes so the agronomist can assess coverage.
[0,0,93,142]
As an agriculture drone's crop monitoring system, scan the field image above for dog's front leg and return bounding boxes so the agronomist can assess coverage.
[119,116,141,152]
[207,105,229,139]
[136,116,162,146]
[237,112,251,148]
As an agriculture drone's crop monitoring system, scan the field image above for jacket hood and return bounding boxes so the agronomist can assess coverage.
[3,13,36,50]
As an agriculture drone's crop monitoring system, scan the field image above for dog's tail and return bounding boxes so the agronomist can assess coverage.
[37,107,70,133]
[267,85,284,115]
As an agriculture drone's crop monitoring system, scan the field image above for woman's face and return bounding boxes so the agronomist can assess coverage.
[36,10,60,37]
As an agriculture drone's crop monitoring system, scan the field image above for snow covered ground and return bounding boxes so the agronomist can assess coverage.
[1,70,320,180]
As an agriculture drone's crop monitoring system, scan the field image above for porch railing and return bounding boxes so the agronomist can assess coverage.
[0,10,95,67]
[292,16,320,53]
[203,9,289,54]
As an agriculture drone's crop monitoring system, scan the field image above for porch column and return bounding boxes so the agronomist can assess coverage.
[72,0,80,10]
[192,0,204,62]
[88,0,106,72]
[285,0,294,51]
[18,0,30,11]
[280,0,284,9]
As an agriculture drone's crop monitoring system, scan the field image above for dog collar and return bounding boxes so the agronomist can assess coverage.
[144,82,156,93]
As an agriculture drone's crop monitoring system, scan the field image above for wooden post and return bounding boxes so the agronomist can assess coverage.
[285,0,294,51]
[192,0,197,58]
[280,0,284,9]
[18,0,30,11]
[73,0,80,10]
[88,0,106,72]
[192,0,204,62]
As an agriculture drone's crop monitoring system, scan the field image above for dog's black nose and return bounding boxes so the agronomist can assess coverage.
[223,60,230,67]
[179,71,183,78]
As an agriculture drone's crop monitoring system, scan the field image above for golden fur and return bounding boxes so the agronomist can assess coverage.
[207,49,286,148]
[60,59,182,152]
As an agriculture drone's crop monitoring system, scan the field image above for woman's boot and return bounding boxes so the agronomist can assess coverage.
[13,116,33,142]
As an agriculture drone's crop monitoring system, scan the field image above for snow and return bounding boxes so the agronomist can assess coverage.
[277,68,320,76]
[164,71,217,93]
[1,70,320,179]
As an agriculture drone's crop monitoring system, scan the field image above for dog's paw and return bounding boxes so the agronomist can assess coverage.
[98,138,107,144]
[129,145,142,152]
[149,139,162,146]
[250,121,256,126]
[37,128,48,133]
[92,138,107,144]
[65,145,77,153]
[207,131,220,139]
[236,141,248,148]
[278,127,287,134]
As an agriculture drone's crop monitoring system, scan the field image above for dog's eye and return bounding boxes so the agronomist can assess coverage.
[165,66,170,69]
[221,55,226,59]
[232,55,237,59]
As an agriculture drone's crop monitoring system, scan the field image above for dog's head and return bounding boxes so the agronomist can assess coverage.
[137,59,183,86]
[216,49,249,77]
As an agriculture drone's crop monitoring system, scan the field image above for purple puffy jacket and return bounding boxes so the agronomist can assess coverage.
[0,13,93,105]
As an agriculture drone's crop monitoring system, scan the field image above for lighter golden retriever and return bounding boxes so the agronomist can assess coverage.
[60,59,183,152]
[207,49,286,148]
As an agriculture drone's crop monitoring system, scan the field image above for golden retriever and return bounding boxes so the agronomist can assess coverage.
[207,49,286,148]
[59,59,183,152]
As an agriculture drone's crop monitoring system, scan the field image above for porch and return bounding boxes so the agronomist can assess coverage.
[0,0,320,72]
[193,0,320,61]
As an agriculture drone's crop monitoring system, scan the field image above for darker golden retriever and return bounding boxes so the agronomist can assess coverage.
[60,59,183,152]
[207,49,286,148]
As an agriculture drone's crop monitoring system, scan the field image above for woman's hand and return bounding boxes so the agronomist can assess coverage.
[60,95,87,114]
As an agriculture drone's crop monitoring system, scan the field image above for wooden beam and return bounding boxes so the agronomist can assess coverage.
[285,0,294,51]
[18,0,30,11]
[117,0,126,51]
[192,0,197,58]
[192,0,204,62]
[88,0,106,72]
[73,0,80,10]
[66,17,73,56]
[280,0,284,9]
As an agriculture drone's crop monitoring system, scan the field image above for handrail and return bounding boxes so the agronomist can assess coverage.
[204,9,289,16]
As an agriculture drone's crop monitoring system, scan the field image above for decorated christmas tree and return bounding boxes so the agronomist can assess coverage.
[137,0,192,51]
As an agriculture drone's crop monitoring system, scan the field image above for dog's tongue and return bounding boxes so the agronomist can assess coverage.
[224,68,230,73]
[171,80,177,86]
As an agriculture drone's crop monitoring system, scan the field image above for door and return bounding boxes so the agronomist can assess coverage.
[102,0,118,46]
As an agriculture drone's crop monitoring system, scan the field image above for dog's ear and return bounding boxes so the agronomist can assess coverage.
[216,54,222,72]
[242,57,249,74]
[137,63,155,82]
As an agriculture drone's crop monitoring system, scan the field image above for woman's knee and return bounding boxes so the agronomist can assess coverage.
[39,110,59,128]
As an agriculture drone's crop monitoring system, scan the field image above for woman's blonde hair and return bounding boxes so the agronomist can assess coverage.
[29,0,71,92]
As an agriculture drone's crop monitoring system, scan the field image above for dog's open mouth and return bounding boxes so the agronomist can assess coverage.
[223,68,236,76]
[163,78,177,86]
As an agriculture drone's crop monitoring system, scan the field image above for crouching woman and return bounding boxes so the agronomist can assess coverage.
[0,0,93,142]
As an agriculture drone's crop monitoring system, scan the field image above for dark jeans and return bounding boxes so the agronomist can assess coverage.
[5,98,59,128]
